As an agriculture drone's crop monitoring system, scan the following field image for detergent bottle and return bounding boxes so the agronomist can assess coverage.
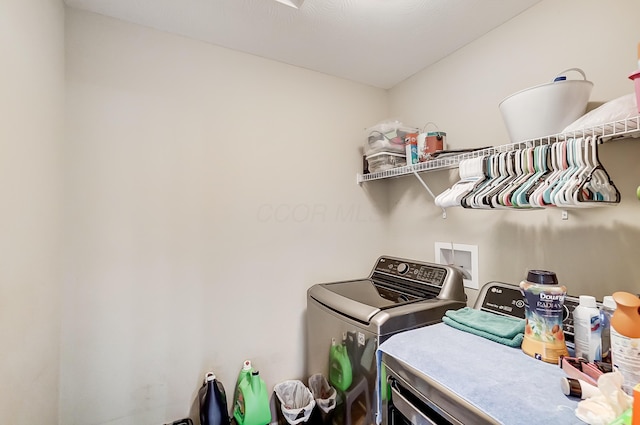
[329,337,352,391]
[232,360,271,425]
[610,291,640,395]
[198,372,229,425]
[573,295,602,362]
[519,269,569,363]
[234,360,253,405]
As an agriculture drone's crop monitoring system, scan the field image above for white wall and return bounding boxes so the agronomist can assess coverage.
[0,0,65,423]
[62,9,389,425]
[387,0,640,304]
[9,1,639,423]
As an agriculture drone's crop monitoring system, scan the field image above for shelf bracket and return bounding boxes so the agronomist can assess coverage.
[412,170,447,219]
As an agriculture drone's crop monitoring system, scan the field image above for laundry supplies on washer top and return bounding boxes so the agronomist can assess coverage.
[610,292,640,396]
[560,376,601,400]
[519,269,569,364]
[600,296,616,364]
[442,307,525,347]
[574,371,632,425]
[573,295,602,362]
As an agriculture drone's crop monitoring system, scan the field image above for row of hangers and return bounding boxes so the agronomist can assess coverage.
[435,136,620,209]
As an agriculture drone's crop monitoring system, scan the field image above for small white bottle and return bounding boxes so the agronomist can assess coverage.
[573,295,602,362]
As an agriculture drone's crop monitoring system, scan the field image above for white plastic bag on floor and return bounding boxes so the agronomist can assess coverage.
[308,374,336,414]
[274,380,316,425]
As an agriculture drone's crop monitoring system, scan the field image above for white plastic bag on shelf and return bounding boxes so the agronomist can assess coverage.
[274,380,316,425]
[308,374,336,414]
[364,119,419,156]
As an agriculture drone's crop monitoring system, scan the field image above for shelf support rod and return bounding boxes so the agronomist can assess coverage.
[412,170,447,219]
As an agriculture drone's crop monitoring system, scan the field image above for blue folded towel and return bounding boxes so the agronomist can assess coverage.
[443,307,525,348]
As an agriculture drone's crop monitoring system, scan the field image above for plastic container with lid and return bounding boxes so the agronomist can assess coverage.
[573,295,601,362]
[364,120,420,156]
[365,151,406,173]
[519,270,569,363]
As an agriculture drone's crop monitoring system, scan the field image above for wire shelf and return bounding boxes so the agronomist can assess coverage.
[357,115,640,184]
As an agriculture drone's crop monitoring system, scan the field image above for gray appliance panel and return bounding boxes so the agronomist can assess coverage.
[308,281,381,324]
[372,257,449,288]
[382,352,499,425]
[306,298,379,382]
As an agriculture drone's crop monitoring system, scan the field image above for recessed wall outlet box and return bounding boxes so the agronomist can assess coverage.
[434,242,479,289]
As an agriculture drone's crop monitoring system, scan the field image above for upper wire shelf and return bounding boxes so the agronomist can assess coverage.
[357,115,640,184]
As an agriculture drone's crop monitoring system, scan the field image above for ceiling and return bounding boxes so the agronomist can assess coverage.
[63,0,542,89]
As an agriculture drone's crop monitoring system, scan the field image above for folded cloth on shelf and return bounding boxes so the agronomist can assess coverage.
[442,307,525,348]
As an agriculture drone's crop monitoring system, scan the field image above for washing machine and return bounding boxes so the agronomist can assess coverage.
[306,256,467,425]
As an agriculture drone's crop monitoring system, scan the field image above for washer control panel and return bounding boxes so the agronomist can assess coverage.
[374,257,448,287]
[476,282,527,318]
[475,281,602,349]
